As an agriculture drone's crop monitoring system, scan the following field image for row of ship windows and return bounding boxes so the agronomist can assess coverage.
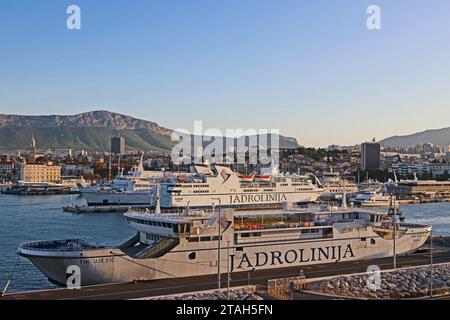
[174,184,210,188]
[188,235,223,243]
[237,228,334,239]
[193,190,210,193]
[128,218,191,233]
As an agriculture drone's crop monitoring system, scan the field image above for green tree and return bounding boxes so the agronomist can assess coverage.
[437,170,450,181]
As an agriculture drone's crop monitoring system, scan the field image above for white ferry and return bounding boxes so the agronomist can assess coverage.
[18,203,431,286]
[79,159,164,206]
[158,165,324,209]
[319,171,358,201]
[350,191,399,207]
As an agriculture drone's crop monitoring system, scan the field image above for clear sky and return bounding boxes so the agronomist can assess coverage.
[1,0,450,147]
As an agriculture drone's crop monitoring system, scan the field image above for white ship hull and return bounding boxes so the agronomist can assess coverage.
[19,226,430,286]
[160,191,321,208]
[80,189,152,206]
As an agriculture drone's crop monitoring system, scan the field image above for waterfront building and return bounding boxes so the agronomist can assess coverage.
[19,160,61,183]
[111,136,125,155]
[388,163,423,178]
[361,139,381,171]
[425,162,450,177]
[62,164,94,176]
[0,158,16,181]
[387,180,450,198]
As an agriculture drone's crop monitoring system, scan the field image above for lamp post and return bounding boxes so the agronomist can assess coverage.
[430,228,434,298]
[227,240,231,300]
[389,194,397,269]
[212,197,222,290]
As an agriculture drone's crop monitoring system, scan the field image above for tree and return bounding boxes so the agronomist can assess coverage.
[419,171,433,180]
[437,170,450,181]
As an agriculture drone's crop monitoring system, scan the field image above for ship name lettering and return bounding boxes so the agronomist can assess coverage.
[229,244,354,272]
[230,193,288,204]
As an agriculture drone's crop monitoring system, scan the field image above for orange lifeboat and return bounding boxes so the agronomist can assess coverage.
[238,175,254,183]
[255,175,271,182]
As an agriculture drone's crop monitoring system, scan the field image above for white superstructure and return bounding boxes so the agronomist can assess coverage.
[319,171,358,201]
[158,165,324,209]
[78,159,160,206]
[350,191,399,207]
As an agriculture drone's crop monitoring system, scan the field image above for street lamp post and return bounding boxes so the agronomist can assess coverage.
[212,197,222,291]
[389,195,397,269]
[430,229,434,298]
[227,240,231,300]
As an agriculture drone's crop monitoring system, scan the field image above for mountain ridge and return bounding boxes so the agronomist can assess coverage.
[381,127,450,149]
[0,110,299,152]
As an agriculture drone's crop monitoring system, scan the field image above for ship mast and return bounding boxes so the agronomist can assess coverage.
[155,183,161,215]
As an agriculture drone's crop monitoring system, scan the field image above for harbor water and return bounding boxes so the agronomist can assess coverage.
[0,192,449,293]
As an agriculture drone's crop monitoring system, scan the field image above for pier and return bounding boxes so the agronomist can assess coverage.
[3,237,450,300]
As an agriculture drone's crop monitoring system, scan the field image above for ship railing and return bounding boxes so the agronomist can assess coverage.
[399,223,432,229]
[128,207,219,216]
[19,239,105,252]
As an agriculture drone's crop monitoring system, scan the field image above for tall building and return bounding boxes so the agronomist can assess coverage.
[361,139,381,171]
[111,136,125,155]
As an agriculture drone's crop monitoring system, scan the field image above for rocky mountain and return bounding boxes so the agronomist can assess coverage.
[0,110,172,135]
[0,111,175,152]
[381,127,450,149]
[0,111,299,152]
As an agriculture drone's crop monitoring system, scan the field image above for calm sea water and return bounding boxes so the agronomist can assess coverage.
[0,191,449,293]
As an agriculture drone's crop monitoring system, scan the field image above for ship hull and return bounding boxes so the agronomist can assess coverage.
[19,228,431,287]
[80,189,152,206]
[160,191,322,208]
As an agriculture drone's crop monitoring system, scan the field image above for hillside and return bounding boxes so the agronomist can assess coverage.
[0,111,175,152]
[381,127,450,149]
[0,110,299,152]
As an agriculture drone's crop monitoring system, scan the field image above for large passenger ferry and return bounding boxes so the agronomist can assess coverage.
[158,165,324,209]
[18,202,431,286]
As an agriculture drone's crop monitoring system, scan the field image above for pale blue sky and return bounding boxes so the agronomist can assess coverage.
[1,0,450,147]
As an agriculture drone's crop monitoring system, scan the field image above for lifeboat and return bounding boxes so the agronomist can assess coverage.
[238,175,254,183]
[254,175,271,182]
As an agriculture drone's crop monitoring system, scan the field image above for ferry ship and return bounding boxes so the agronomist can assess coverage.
[157,165,324,209]
[350,191,399,207]
[319,171,358,201]
[78,159,164,206]
[17,203,431,287]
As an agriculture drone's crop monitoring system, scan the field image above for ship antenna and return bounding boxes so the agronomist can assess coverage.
[341,179,348,208]
[155,183,161,214]
[118,156,121,177]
